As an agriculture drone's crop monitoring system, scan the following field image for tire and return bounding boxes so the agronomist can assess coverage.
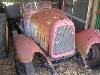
[86,43,100,68]
[0,14,9,59]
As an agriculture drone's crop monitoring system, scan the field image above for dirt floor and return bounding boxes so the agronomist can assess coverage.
[0,53,100,75]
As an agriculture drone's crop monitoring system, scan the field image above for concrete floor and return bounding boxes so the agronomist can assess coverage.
[0,53,100,75]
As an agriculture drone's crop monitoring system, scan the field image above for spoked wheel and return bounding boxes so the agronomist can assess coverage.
[14,53,34,75]
[86,43,100,68]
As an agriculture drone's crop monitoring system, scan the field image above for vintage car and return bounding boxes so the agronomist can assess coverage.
[14,8,75,75]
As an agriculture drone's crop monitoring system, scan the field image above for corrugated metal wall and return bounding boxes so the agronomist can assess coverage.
[66,0,90,32]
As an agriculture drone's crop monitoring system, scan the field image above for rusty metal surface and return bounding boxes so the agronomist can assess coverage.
[30,9,66,51]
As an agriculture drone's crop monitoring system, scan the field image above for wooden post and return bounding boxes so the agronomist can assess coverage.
[89,0,99,28]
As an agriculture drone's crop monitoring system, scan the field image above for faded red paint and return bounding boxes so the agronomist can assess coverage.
[76,29,100,58]
[14,34,44,63]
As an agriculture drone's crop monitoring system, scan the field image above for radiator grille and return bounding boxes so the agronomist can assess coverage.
[53,25,75,55]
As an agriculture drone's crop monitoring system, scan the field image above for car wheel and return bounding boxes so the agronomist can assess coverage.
[86,43,100,68]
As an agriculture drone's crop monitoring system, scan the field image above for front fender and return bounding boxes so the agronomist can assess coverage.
[14,34,42,63]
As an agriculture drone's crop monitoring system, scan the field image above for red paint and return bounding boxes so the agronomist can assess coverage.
[76,28,100,57]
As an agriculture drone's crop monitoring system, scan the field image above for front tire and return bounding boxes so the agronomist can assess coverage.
[86,43,100,68]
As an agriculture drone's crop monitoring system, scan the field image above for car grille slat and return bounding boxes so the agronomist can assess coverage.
[57,27,70,52]
[54,25,75,54]
[61,27,72,50]
[55,26,69,51]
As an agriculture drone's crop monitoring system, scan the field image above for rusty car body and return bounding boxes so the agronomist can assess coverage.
[14,8,75,75]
